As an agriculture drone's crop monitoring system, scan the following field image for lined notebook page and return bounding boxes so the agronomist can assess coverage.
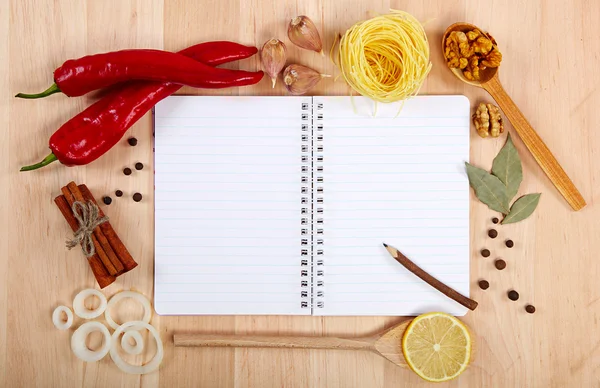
[154,96,310,315]
[314,96,470,316]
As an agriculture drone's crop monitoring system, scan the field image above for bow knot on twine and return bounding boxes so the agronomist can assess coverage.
[66,201,109,257]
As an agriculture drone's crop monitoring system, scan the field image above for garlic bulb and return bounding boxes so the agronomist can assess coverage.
[283,64,330,95]
[287,16,323,55]
[260,38,287,88]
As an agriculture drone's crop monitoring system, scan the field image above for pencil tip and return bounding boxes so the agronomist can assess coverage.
[382,243,388,247]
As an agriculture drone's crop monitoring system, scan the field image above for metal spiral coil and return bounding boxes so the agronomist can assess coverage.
[314,102,325,309]
[300,102,311,309]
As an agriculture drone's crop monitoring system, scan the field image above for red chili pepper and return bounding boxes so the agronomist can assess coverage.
[16,47,263,99]
[20,42,259,171]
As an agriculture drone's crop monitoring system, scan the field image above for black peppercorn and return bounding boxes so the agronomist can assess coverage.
[102,196,112,205]
[128,137,138,146]
[481,249,491,258]
[133,193,142,202]
[525,305,536,314]
[115,190,123,197]
[488,229,498,239]
[135,162,144,170]
[478,280,489,290]
[492,217,499,224]
[506,239,514,248]
[508,290,519,301]
[495,259,506,270]
[123,167,132,176]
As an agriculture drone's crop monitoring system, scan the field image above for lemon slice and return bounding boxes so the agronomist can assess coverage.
[402,312,471,382]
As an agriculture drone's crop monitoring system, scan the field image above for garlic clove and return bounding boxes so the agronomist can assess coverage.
[287,15,324,55]
[283,64,330,95]
[260,38,287,88]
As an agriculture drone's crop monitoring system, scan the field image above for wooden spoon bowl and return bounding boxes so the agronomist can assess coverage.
[442,22,586,211]
[441,22,499,86]
[174,319,412,367]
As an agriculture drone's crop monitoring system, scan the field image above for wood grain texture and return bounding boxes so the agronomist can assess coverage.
[482,75,587,211]
[174,320,411,367]
[174,334,379,351]
[1,0,599,387]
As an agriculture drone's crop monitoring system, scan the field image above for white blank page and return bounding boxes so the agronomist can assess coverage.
[154,96,309,315]
[314,96,470,316]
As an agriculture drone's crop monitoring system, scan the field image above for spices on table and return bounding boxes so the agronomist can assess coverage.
[260,38,287,88]
[135,162,144,171]
[102,196,112,205]
[473,103,504,138]
[133,193,142,202]
[465,134,541,224]
[506,239,514,248]
[525,305,536,314]
[16,49,264,99]
[123,168,132,176]
[488,229,498,238]
[494,259,506,270]
[492,217,499,224]
[127,137,138,146]
[287,15,323,55]
[54,182,137,288]
[480,249,490,258]
[508,290,519,301]
[283,64,330,95]
[115,190,123,197]
[444,28,502,81]
[478,280,489,290]
[19,42,260,171]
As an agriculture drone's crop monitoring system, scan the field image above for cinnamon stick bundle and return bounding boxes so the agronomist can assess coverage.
[54,195,116,288]
[54,182,137,288]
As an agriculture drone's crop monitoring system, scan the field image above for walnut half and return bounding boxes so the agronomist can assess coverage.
[473,103,504,138]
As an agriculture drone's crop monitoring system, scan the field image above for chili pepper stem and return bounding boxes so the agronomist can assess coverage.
[20,153,58,171]
[15,83,61,99]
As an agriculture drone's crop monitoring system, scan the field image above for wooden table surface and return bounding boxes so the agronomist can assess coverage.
[2,0,599,387]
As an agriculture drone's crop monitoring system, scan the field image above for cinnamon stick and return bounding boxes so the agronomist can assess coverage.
[383,243,478,311]
[78,184,138,272]
[54,195,116,288]
[66,182,126,275]
[60,185,120,276]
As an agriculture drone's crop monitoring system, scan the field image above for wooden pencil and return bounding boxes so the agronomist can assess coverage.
[383,243,478,311]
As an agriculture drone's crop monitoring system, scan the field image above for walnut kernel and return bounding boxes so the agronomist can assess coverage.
[473,103,504,138]
[444,28,502,81]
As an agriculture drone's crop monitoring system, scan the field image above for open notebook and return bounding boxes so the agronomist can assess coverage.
[154,95,470,316]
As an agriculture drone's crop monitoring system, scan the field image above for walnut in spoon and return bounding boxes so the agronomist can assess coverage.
[442,22,586,211]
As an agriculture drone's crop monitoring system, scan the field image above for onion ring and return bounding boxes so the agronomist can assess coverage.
[71,321,111,362]
[73,289,107,319]
[52,305,73,330]
[105,291,152,330]
[121,330,144,355]
[110,321,163,374]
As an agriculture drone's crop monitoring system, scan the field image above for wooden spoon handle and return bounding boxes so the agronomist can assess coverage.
[483,76,586,211]
[174,334,375,351]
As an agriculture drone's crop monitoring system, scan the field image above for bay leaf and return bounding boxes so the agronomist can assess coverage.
[491,133,523,201]
[502,193,541,224]
[465,162,510,214]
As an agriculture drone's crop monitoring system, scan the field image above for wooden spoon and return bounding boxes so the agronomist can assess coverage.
[443,22,586,211]
[174,320,411,367]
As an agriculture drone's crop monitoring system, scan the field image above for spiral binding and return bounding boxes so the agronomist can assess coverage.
[299,100,325,311]
[314,101,325,310]
[300,102,311,309]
